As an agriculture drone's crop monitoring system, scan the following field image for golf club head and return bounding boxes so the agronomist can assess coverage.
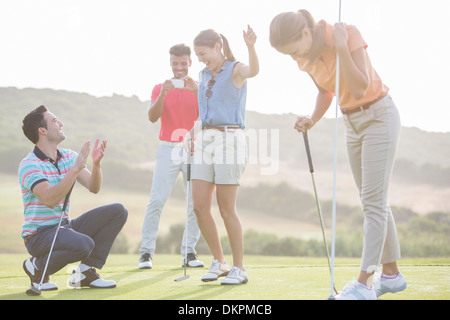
[174,275,190,282]
[26,285,41,296]
[326,294,337,300]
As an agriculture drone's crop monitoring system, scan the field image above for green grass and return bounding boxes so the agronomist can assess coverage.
[1,254,449,300]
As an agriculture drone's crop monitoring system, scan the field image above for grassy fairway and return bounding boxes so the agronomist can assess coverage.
[1,254,449,300]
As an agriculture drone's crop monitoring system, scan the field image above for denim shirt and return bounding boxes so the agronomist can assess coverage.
[198,60,247,129]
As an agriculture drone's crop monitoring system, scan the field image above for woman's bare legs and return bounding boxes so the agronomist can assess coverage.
[192,179,225,263]
[216,184,244,269]
[192,180,243,269]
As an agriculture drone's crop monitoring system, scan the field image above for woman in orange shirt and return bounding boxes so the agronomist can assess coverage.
[270,9,406,300]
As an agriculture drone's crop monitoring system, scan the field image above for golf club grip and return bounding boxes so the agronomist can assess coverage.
[303,131,314,173]
[187,163,191,181]
[62,183,75,213]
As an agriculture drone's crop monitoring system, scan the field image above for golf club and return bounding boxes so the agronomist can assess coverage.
[26,184,74,296]
[175,144,191,282]
[327,0,343,300]
[302,130,337,295]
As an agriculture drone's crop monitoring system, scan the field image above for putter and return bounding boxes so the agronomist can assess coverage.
[26,184,74,296]
[302,131,338,296]
[327,0,343,300]
[175,145,191,282]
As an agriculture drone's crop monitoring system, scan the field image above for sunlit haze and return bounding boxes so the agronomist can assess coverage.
[1,0,449,132]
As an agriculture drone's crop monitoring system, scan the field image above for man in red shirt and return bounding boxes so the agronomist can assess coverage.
[138,44,204,269]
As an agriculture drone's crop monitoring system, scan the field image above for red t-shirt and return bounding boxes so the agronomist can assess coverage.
[151,83,199,142]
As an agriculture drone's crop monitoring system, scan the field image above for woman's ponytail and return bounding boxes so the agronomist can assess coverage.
[220,34,236,62]
[194,29,236,62]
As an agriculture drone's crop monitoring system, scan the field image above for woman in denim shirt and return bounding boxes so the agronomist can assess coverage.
[184,26,259,285]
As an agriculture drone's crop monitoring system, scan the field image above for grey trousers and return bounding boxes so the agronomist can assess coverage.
[343,95,402,272]
[25,203,128,275]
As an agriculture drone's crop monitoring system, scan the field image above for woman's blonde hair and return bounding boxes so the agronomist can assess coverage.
[269,9,325,66]
[194,29,236,62]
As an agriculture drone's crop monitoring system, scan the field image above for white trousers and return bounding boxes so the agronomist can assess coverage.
[343,95,402,272]
[139,143,201,257]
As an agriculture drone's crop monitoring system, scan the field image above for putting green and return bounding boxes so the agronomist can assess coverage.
[1,254,449,300]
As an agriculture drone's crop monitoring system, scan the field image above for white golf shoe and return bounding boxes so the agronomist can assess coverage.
[138,253,152,269]
[182,253,205,268]
[334,280,377,300]
[23,258,58,292]
[68,267,116,289]
[201,259,230,282]
[373,272,407,297]
[221,266,248,285]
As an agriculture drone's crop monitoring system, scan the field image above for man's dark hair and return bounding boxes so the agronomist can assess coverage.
[169,43,191,57]
[22,105,48,144]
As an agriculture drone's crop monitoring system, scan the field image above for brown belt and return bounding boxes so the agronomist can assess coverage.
[341,95,387,115]
[23,232,36,245]
[204,125,241,132]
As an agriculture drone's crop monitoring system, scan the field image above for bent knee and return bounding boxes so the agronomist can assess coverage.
[109,203,128,223]
[218,208,237,220]
[193,204,211,218]
[77,236,95,259]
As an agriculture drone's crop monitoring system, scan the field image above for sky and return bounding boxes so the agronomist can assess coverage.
[1,0,449,133]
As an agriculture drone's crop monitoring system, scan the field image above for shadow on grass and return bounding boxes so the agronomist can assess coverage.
[160,283,237,300]
[2,267,239,300]
[2,268,175,300]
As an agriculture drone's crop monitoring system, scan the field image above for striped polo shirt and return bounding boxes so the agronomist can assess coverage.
[18,146,78,239]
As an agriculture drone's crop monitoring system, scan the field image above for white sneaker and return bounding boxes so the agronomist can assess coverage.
[138,253,152,269]
[68,268,116,289]
[201,259,230,282]
[23,258,58,292]
[182,253,205,268]
[334,280,377,300]
[221,266,248,285]
[373,272,407,297]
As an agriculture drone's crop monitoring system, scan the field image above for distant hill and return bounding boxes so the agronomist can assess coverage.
[2,86,449,169]
[1,87,449,213]
[1,87,158,168]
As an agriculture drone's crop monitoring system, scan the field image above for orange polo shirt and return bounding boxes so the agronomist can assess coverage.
[296,21,389,110]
